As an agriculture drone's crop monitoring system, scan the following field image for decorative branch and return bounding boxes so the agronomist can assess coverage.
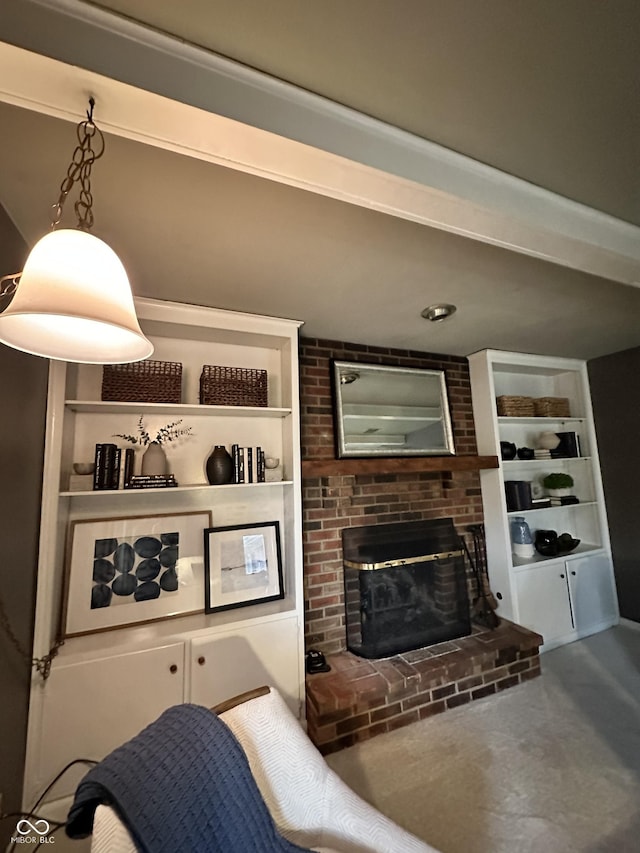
[114,416,193,446]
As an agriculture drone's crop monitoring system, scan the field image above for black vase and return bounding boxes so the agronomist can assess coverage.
[206,445,233,485]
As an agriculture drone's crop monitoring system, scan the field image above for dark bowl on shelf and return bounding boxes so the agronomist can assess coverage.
[500,441,517,460]
[517,446,535,460]
[557,533,580,555]
[534,530,580,557]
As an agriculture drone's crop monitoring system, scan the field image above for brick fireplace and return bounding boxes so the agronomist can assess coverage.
[299,337,542,750]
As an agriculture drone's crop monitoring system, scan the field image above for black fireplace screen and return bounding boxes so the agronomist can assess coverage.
[342,518,471,658]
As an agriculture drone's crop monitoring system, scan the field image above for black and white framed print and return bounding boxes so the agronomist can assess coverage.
[62,510,212,637]
[204,521,284,613]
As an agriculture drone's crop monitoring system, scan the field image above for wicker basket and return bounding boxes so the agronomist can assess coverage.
[534,396,571,417]
[102,360,183,403]
[496,395,535,417]
[200,365,268,407]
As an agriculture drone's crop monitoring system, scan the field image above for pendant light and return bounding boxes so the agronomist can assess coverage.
[0,99,153,364]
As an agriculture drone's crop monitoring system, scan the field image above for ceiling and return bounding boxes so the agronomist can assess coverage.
[1,0,640,361]
[88,0,640,228]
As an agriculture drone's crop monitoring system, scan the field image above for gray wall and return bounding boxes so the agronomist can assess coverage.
[589,348,640,623]
[0,205,48,849]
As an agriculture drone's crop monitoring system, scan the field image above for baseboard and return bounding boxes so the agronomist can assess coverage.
[619,617,640,633]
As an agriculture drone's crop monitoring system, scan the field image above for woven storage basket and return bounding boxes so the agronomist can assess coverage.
[102,360,183,403]
[200,365,268,407]
[534,396,571,417]
[496,395,535,417]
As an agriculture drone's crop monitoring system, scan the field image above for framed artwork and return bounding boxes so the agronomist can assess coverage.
[204,521,284,613]
[62,510,212,638]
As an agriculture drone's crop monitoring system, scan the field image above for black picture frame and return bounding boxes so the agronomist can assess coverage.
[204,521,284,613]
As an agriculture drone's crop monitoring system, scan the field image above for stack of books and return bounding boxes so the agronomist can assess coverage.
[93,445,136,490]
[551,432,582,459]
[128,474,178,490]
[531,497,552,509]
[549,495,580,506]
[93,443,122,491]
[534,432,582,460]
[231,445,266,483]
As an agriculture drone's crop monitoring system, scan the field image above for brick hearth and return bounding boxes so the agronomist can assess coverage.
[306,619,542,754]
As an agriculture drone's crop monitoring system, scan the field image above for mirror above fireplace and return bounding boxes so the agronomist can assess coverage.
[331,360,455,457]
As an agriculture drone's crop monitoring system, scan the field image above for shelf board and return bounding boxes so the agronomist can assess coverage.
[65,400,291,418]
[60,481,293,497]
[301,455,499,477]
[56,596,301,660]
[511,542,603,570]
[501,456,591,466]
[507,501,597,516]
[498,416,585,425]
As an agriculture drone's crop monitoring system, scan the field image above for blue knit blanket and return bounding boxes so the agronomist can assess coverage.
[66,703,312,853]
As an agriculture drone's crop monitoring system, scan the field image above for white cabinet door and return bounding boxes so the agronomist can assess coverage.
[567,553,618,636]
[515,562,575,649]
[32,642,184,803]
[190,617,301,716]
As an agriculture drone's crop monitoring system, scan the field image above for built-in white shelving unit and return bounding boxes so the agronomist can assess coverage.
[468,349,618,652]
[23,298,304,811]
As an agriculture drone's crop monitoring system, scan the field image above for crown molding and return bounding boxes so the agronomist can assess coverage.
[1,0,639,285]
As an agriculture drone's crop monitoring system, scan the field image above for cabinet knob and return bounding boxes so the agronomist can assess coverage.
[169,664,178,674]
[198,656,206,666]
[560,574,565,579]
[571,571,576,576]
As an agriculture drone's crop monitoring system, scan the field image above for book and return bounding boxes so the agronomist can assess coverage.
[92,443,103,490]
[549,495,580,506]
[123,448,135,488]
[246,446,253,484]
[110,447,122,490]
[129,474,178,489]
[555,431,581,458]
[231,444,240,483]
[236,446,245,484]
[93,443,118,490]
[129,475,177,483]
[531,498,551,509]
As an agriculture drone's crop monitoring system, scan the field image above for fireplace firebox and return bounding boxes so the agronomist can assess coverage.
[342,518,471,658]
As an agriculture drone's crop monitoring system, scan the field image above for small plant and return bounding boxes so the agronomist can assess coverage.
[543,472,574,490]
[114,416,193,446]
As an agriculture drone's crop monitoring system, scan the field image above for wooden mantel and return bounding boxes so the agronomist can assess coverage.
[301,455,498,477]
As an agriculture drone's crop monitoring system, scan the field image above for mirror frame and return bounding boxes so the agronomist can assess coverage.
[331,359,456,458]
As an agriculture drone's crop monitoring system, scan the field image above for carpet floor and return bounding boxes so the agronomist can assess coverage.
[325,623,640,853]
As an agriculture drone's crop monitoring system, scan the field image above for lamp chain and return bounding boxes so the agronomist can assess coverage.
[0,99,106,298]
[50,97,105,233]
[0,592,64,681]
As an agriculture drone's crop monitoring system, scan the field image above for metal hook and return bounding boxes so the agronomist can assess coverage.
[86,97,95,123]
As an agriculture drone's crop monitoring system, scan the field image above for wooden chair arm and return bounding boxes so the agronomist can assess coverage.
[211,685,271,715]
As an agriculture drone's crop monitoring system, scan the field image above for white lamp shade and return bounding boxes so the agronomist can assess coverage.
[0,229,154,363]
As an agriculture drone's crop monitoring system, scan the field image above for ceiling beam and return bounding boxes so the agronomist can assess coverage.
[1,0,639,285]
